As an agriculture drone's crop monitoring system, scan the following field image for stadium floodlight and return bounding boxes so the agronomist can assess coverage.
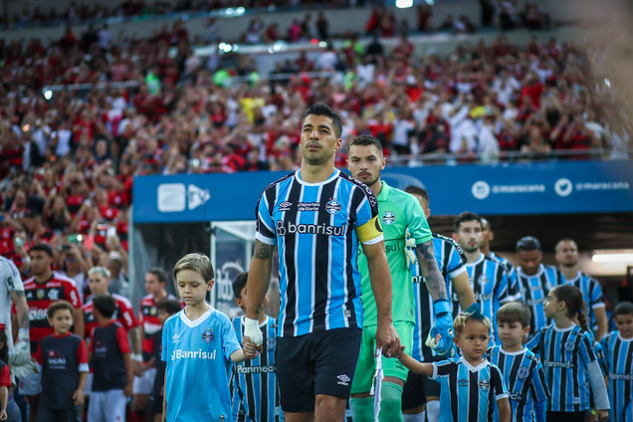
[604,78,611,88]
[43,88,53,100]
[218,43,233,53]
[592,250,633,263]
[395,0,413,8]
[318,41,327,48]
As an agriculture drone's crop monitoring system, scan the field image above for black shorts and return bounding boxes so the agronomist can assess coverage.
[276,327,362,413]
[401,357,442,410]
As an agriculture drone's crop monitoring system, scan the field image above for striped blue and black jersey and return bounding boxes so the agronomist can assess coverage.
[411,233,467,362]
[432,356,508,422]
[600,332,633,422]
[527,324,599,412]
[231,317,282,422]
[563,271,605,334]
[255,169,382,337]
[513,265,564,334]
[486,346,549,422]
[462,254,519,345]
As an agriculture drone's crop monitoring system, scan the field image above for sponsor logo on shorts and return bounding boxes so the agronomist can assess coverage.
[237,365,276,374]
[337,374,351,386]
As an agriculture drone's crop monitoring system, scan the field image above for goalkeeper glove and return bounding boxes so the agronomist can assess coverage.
[427,299,455,355]
[404,229,417,269]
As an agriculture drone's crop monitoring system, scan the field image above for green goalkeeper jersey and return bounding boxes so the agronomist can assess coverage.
[357,181,432,326]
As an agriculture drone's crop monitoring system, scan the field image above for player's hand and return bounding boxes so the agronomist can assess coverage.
[428,299,455,355]
[243,318,263,353]
[73,388,85,406]
[132,360,144,376]
[595,410,609,421]
[123,383,133,397]
[11,331,31,367]
[404,229,417,269]
[0,409,7,420]
[10,361,36,380]
[375,320,401,358]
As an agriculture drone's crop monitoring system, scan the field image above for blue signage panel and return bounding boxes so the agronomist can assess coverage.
[133,161,633,223]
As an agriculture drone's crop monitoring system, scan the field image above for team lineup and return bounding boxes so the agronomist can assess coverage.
[1,104,631,422]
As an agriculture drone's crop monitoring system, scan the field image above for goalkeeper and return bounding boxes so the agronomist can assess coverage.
[0,257,33,387]
[347,136,453,422]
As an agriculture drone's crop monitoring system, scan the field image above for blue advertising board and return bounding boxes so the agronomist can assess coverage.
[132,161,633,223]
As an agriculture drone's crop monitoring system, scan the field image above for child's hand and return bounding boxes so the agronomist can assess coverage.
[73,388,85,406]
[595,410,609,421]
[123,383,133,398]
[393,345,405,359]
[243,342,258,359]
[0,409,7,420]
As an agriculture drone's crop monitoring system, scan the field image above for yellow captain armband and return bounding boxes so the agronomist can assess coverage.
[357,215,384,245]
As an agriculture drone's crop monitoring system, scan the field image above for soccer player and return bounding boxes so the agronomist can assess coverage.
[527,285,610,421]
[452,212,518,344]
[136,268,178,421]
[514,236,564,333]
[480,218,513,272]
[16,244,84,422]
[0,256,30,371]
[486,302,549,421]
[555,238,608,341]
[402,186,475,422]
[231,272,282,421]
[34,301,89,421]
[395,303,511,422]
[244,104,402,421]
[161,253,255,421]
[600,301,633,422]
[347,135,454,422]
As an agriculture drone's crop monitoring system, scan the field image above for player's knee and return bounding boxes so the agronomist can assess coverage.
[379,382,404,422]
[315,395,346,420]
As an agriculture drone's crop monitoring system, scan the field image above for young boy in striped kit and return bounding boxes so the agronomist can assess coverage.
[600,301,633,422]
[395,303,511,422]
[230,272,282,421]
[487,302,549,421]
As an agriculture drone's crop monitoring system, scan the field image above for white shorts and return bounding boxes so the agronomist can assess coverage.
[18,369,42,396]
[88,390,126,422]
[133,367,157,395]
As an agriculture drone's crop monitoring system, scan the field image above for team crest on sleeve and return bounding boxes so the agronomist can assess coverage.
[326,199,341,215]
[382,212,395,225]
[267,337,276,349]
[202,328,214,343]
[517,367,529,379]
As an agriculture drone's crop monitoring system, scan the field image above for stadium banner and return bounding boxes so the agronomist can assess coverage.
[132,160,633,223]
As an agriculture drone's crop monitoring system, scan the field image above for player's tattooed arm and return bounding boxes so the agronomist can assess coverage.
[253,240,274,260]
[416,240,447,300]
[11,290,30,329]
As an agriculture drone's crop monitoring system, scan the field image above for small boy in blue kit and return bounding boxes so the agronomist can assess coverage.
[394,303,511,422]
[486,301,549,421]
[161,253,256,422]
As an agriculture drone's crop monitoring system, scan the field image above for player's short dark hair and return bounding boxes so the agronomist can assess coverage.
[350,135,383,156]
[497,302,531,328]
[173,253,215,282]
[157,299,182,316]
[232,272,248,300]
[404,185,429,204]
[554,238,576,253]
[47,300,74,319]
[302,103,342,138]
[453,211,482,233]
[92,294,117,318]
[147,267,168,284]
[613,301,633,318]
[30,243,54,257]
[516,236,541,252]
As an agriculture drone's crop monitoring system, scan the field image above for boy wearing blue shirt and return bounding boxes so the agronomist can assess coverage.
[161,254,256,422]
[486,302,549,421]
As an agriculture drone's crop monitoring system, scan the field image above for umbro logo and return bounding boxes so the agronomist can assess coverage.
[278,201,292,212]
[172,333,181,343]
[458,379,469,387]
[337,374,351,386]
